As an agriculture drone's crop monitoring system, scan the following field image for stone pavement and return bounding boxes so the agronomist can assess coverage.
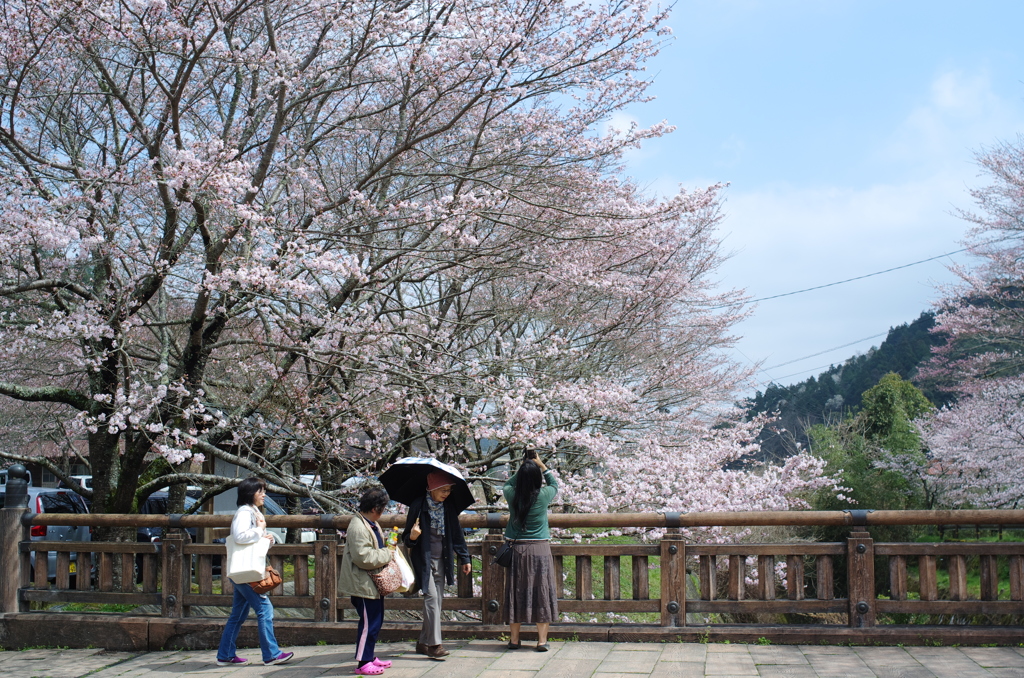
[3,640,1024,678]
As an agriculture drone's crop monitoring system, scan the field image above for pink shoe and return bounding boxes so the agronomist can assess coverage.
[372,657,392,668]
[354,662,385,675]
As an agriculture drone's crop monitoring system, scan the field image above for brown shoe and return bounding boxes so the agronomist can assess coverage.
[426,645,449,660]
[415,642,429,656]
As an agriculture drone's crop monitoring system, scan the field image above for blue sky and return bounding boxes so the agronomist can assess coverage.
[618,0,1024,395]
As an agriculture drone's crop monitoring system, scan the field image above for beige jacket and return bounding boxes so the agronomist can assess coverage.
[337,514,393,599]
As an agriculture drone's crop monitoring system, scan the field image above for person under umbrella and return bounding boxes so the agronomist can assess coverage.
[402,470,472,660]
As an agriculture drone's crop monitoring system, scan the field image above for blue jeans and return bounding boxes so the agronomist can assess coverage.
[217,580,281,663]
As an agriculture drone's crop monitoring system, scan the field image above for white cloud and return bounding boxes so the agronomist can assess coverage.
[879,69,1020,169]
[603,111,640,138]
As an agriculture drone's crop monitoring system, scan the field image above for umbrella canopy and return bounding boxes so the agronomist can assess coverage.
[379,457,475,513]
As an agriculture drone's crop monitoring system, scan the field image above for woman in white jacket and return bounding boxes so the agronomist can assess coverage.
[215,477,293,667]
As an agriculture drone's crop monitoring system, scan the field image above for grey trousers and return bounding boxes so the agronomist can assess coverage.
[419,557,444,645]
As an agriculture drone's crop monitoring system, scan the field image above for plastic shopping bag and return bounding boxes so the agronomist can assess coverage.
[394,547,415,592]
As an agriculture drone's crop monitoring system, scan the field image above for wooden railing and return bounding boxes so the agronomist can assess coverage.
[3,508,1024,646]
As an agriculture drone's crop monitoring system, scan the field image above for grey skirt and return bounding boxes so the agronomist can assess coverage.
[503,540,559,624]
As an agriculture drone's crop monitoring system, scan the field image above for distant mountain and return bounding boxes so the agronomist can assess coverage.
[744,312,951,463]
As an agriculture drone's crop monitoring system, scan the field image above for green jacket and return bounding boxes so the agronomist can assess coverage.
[503,470,558,540]
[337,514,393,599]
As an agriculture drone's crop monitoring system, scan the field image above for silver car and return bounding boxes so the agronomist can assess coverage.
[0,487,91,581]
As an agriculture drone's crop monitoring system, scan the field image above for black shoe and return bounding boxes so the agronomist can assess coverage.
[507,642,521,650]
[535,643,549,652]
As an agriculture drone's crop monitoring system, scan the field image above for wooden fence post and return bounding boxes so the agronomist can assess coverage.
[314,533,338,622]
[0,508,26,613]
[660,533,686,626]
[161,533,186,618]
[0,463,29,613]
[480,533,506,625]
[846,530,875,628]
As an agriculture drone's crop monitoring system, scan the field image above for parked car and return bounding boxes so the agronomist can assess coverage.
[0,486,90,581]
[136,492,199,544]
[56,474,93,492]
[134,492,198,582]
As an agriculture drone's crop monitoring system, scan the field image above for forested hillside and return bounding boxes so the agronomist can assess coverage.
[745,312,950,462]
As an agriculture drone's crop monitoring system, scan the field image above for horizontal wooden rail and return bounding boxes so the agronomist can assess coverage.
[689,543,845,556]
[875,543,1024,555]
[23,509,1024,528]
[6,505,1024,648]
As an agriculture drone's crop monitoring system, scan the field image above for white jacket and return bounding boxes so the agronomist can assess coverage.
[231,504,268,545]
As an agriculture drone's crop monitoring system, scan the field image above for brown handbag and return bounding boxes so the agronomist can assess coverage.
[250,566,282,595]
[369,553,402,597]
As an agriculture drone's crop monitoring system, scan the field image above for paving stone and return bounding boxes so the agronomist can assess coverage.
[705,653,758,676]
[3,641,1021,678]
[906,653,994,678]
[555,643,615,660]
[658,645,707,662]
[612,643,668,652]
[486,651,552,670]
[707,643,754,653]
[798,645,860,655]
[649,662,706,678]
[749,646,810,665]
[418,657,500,678]
[756,666,822,677]
[855,647,927,668]
[869,668,938,678]
[595,659,660,673]
[604,651,661,663]
[959,648,1024,667]
[448,643,510,658]
[804,654,876,678]
[537,659,602,678]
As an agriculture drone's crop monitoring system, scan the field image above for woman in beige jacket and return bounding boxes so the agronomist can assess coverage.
[338,487,394,675]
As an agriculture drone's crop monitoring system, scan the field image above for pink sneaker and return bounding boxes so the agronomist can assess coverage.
[354,662,385,675]
[372,657,392,668]
[264,652,294,666]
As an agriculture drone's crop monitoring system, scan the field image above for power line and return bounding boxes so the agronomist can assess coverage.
[712,247,967,310]
[763,332,887,371]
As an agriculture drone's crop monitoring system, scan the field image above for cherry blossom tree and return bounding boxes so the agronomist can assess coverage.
[913,376,1024,509]
[0,0,835,520]
[911,137,1024,508]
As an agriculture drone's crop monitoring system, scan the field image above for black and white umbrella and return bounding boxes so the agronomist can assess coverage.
[379,457,474,513]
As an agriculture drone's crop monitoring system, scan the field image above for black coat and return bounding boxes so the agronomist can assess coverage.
[402,495,471,594]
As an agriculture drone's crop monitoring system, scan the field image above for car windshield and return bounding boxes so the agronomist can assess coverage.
[262,496,286,515]
[141,493,197,514]
[40,492,88,514]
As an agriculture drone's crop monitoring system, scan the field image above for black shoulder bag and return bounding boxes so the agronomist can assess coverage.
[492,537,515,567]
[493,489,539,567]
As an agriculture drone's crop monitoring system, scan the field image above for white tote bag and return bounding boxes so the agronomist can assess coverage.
[225,534,272,583]
[394,548,415,593]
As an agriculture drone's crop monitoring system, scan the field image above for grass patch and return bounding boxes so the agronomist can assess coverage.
[554,531,663,624]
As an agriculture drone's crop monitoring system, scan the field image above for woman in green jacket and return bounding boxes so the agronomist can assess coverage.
[503,451,559,651]
[338,488,394,675]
